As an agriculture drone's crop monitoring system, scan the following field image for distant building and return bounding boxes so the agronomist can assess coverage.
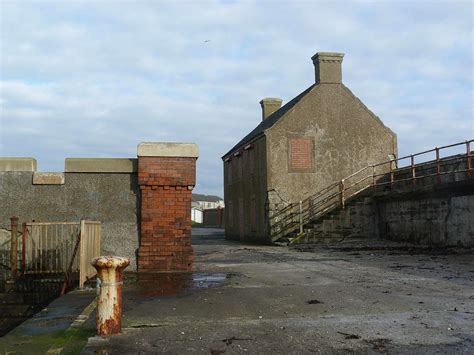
[222,51,397,243]
[192,194,225,210]
[191,202,203,224]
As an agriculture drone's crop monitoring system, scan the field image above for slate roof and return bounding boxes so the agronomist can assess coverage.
[222,84,317,159]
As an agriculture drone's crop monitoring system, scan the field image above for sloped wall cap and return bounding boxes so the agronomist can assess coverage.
[137,142,199,158]
[0,158,37,171]
[65,158,137,173]
[33,172,65,185]
[311,52,344,63]
[259,97,283,105]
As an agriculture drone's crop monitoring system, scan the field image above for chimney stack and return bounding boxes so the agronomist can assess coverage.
[260,98,282,120]
[311,52,344,84]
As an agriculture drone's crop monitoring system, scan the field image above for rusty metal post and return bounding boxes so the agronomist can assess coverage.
[299,200,303,234]
[389,160,394,188]
[91,256,130,336]
[411,155,416,186]
[339,180,345,209]
[22,222,27,274]
[467,141,472,178]
[435,147,441,184]
[10,217,19,281]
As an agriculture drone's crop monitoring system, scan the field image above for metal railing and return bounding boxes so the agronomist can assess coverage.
[22,220,101,288]
[269,139,473,242]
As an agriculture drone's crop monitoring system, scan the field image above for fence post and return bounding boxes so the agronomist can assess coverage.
[372,165,376,191]
[339,180,345,209]
[10,216,19,281]
[299,200,303,234]
[389,160,394,188]
[79,219,86,288]
[435,147,441,184]
[411,155,416,186]
[22,222,27,274]
[467,141,472,179]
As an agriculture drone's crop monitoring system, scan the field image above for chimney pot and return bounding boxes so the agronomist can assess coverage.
[260,98,282,120]
[311,52,344,84]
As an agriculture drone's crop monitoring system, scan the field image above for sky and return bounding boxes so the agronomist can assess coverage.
[0,0,472,197]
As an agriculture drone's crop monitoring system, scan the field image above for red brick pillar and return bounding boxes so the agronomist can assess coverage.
[137,143,198,272]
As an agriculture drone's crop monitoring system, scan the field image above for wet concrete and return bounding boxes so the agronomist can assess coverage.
[131,272,228,298]
[0,288,96,353]
[80,228,474,354]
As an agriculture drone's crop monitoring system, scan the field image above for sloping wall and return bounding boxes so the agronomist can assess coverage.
[303,180,474,248]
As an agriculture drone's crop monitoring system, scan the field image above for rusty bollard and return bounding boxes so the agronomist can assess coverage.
[91,256,130,336]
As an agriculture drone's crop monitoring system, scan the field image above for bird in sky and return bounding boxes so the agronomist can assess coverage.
[204,39,211,43]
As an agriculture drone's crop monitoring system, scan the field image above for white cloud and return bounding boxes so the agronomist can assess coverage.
[0,0,472,196]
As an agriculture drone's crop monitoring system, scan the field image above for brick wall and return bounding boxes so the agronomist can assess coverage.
[137,155,197,272]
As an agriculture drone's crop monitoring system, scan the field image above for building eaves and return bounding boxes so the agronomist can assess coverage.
[222,83,316,159]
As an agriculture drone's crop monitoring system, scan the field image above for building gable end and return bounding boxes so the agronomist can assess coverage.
[341,84,396,138]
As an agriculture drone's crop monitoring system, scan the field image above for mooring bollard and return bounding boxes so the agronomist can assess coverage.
[91,256,130,336]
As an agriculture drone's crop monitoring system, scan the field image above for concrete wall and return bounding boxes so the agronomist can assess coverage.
[224,136,269,242]
[266,83,396,207]
[0,159,140,270]
[376,182,474,247]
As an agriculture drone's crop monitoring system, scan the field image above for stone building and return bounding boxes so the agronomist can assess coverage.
[222,51,397,243]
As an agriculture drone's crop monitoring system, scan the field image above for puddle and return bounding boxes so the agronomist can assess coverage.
[129,272,229,298]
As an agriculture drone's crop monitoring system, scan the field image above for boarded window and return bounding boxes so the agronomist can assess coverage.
[247,149,255,174]
[250,197,256,231]
[226,162,232,185]
[289,137,314,172]
[232,156,242,181]
[237,157,243,179]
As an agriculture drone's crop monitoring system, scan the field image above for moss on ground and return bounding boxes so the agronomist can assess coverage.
[0,326,96,354]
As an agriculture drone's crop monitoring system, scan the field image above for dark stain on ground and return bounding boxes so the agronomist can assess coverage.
[364,338,392,352]
[307,299,323,305]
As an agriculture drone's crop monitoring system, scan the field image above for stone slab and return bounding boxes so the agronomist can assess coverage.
[137,142,199,158]
[64,158,137,173]
[0,158,37,171]
[311,52,345,62]
[32,172,65,185]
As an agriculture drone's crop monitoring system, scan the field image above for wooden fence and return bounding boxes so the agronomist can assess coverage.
[22,220,101,288]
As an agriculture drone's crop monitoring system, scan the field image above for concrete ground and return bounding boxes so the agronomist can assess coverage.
[83,228,473,354]
[1,228,473,354]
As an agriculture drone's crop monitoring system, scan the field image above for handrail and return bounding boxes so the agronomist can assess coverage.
[269,139,473,242]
